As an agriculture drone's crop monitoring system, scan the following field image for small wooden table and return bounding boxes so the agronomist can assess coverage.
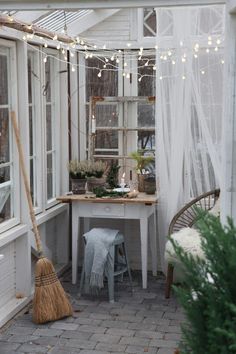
[57,193,158,289]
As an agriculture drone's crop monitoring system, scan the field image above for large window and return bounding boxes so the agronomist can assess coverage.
[0,41,19,232]
[27,48,61,211]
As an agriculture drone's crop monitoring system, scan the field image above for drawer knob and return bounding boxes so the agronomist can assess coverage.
[105,206,111,212]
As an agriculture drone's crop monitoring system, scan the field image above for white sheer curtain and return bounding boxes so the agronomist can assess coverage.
[155,6,224,270]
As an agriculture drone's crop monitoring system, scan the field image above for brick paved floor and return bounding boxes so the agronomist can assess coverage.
[0,270,184,354]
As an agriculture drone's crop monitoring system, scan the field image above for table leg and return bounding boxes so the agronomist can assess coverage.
[149,207,158,277]
[140,216,148,289]
[72,204,80,284]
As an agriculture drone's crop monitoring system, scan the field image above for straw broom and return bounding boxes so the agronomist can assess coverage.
[11,111,73,324]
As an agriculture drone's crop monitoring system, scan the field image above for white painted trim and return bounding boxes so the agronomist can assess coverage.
[0,0,225,11]
[0,224,28,248]
[0,296,31,328]
[70,54,79,160]
[67,9,120,35]
[78,53,87,160]
[36,202,68,226]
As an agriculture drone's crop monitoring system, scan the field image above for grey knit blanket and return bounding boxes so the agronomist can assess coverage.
[83,228,119,291]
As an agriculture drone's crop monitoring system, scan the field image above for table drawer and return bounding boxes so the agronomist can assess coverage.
[92,203,125,217]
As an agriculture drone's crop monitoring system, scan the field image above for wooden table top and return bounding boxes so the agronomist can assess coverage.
[57,192,158,205]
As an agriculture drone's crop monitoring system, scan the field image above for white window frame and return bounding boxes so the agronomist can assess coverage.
[27,48,43,214]
[0,38,20,234]
[42,48,60,209]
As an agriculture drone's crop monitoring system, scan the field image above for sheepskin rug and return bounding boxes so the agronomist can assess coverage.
[165,227,205,265]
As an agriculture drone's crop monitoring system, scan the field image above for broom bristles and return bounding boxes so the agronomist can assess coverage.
[33,257,73,324]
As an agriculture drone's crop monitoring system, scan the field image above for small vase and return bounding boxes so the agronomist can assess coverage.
[71,178,86,194]
[137,174,145,192]
[87,176,106,192]
[144,175,156,194]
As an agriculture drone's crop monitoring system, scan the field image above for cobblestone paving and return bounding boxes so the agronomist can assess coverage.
[0,270,184,354]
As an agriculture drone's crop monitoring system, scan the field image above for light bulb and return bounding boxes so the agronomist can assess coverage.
[44,43,48,48]
[138,56,142,61]
[122,72,126,77]
[43,56,47,63]
[138,77,142,82]
[85,53,89,59]
[76,36,80,43]
[172,60,176,65]
[168,50,172,56]
[153,65,157,71]
[62,49,65,54]
[111,56,114,61]
[80,40,84,45]
[180,40,183,47]
[124,62,128,67]
[116,58,120,63]
[140,47,143,51]
[163,55,167,61]
[98,71,102,78]
[216,39,221,45]
[208,35,212,41]
[89,53,93,58]
[93,44,97,49]
[208,40,212,45]
[64,55,67,61]
[53,35,58,41]
[194,54,198,58]
[206,48,210,53]
[181,57,186,63]
[71,65,75,72]
[103,44,106,49]
[155,45,158,50]
[159,76,163,80]
[105,58,109,63]
[182,75,186,80]
[126,73,130,79]
[57,44,60,50]
[127,43,131,47]
[214,46,218,51]
[145,61,149,66]
[103,64,106,68]
[201,70,205,75]
[221,59,225,64]
[70,52,74,57]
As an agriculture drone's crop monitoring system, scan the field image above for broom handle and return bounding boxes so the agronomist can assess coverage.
[11,111,43,255]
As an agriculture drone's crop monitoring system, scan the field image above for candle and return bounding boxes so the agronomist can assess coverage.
[121,172,125,186]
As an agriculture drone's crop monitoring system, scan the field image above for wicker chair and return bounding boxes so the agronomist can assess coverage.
[165,188,220,298]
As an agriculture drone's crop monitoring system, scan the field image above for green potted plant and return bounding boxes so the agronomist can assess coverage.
[130,150,155,192]
[86,160,107,192]
[67,159,88,194]
[106,160,120,189]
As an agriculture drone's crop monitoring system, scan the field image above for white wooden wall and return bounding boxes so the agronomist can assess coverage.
[82,9,137,42]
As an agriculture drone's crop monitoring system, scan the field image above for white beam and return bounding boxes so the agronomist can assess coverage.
[0,0,225,11]
[221,5,236,223]
[66,9,120,35]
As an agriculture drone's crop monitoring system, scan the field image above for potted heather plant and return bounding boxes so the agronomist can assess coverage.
[86,160,107,192]
[68,159,88,194]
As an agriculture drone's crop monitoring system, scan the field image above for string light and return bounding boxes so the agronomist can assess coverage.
[182,75,186,80]
[61,48,65,54]
[103,44,106,49]
[53,35,58,41]
[181,57,186,63]
[93,44,97,49]
[111,56,114,61]
[145,60,149,66]
[208,40,212,45]
[105,57,109,63]
[23,35,27,41]
[127,43,131,47]
[98,70,102,78]
[116,58,120,63]
[103,64,106,68]
[214,47,218,51]
[44,43,48,48]
[43,56,47,63]
[201,70,205,75]
[126,73,130,79]
[57,43,60,50]
[206,48,210,53]
[168,50,172,56]
[71,65,75,72]
[124,62,128,67]
[172,60,176,65]
[153,65,157,71]
[155,45,158,50]
[64,55,67,61]
[194,54,198,58]
[180,40,183,47]
[216,39,221,45]
[70,51,74,57]
[138,76,142,82]
[221,59,225,64]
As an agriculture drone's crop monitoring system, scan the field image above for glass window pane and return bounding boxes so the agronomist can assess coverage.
[30,158,35,204]
[138,104,155,127]
[29,106,33,156]
[0,108,9,163]
[0,54,8,105]
[45,59,51,102]
[0,194,11,223]
[46,105,52,151]
[143,9,156,37]
[138,57,156,96]
[96,105,118,127]
[28,56,32,104]
[138,131,155,151]
[86,58,118,100]
[95,131,118,150]
[47,153,53,199]
[0,166,10,183]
